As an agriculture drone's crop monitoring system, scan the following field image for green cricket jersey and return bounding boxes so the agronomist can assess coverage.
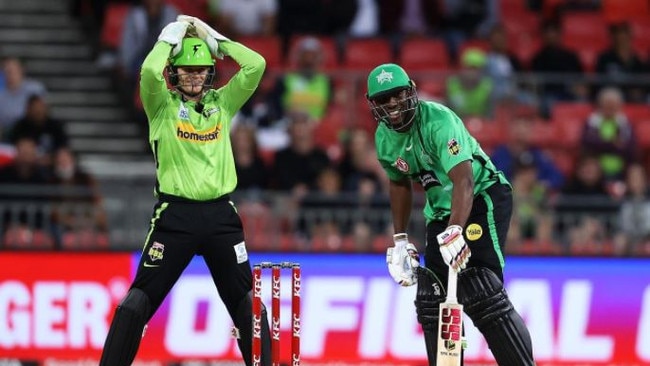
[140,41,265,201]
[375,100,509,223]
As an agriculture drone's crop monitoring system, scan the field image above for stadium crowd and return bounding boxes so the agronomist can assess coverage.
[1,0,650,256]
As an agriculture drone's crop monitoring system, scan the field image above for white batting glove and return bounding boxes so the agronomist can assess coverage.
[158,21,189,56]
[437,225,471,273]
[386,233,420,287]
[177,15,228,58]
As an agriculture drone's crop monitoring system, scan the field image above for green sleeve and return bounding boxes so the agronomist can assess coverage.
[140,42,172,122]
[217,41,266,115]
[432,107,474,173]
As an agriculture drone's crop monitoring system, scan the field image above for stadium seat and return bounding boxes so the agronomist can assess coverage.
[236,36,283,69]
[167,0,208,16]
[623,104,650,126]
[288,35,340,70]
[630,17,650,52]
[561,12,609,53]
[635,122,650,149]
[414,78,446,100]
[509,34,541,68]
[551,102,592,146]
[101,3,130,49]
[464,117,505,152]
[343,38,393,71]
[314,106,347,149]
[398,38,450,70]
[499,0,529,18]
[603,0,649,22]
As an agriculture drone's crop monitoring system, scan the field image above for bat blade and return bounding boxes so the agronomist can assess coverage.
[436,302,463,365]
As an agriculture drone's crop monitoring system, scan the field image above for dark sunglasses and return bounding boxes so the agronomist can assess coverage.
[370,88,408,105]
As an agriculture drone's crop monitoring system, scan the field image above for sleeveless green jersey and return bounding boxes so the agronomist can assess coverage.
[140,41,265,200]
[375,100,509,222]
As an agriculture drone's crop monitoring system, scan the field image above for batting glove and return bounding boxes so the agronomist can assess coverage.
[386,233,420,287]
[437,225,471,273]
[177,15,228,58]
[158,21,189,56]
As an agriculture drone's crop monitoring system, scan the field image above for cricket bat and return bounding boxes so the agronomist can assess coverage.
[436,266,463,365]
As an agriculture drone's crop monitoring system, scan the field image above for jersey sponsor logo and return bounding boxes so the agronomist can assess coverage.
[176,122,221,143]
[418,171,441,190]
[447,138,460,156]
[376,69,393,85]
[393,157,409,173]
[465,223,483,241]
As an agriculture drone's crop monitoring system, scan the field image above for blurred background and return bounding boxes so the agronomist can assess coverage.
[1,0,650,365]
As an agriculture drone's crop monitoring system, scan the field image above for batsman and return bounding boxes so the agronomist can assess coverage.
[368,63,536,365]
[99,16,272,365]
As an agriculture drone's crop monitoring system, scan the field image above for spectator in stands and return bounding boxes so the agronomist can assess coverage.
[484,24,523,103]
[531,20,586,118]
[581,87,638,181]
[9,94,69,166]
[270,110,330,193]
[208,0,278,39]
[440,0,499,59]
[338,128,382,192]
[614,163,650,256]
[491,110,564,190]
[118,0,178,85]
[231,124,269,193]
[507,154,556,253]
[48,148,108,249]
[595,22,648,103]
[0,138,50,247]
[445,47,494,118]
[375,0,441,39]
[276,0,357,41]
[555,153,618,254]
[297,165,346,249]
[270,37,333,121]
[0,57,46,137]
[0,137,49,186]
[349,0,380,38]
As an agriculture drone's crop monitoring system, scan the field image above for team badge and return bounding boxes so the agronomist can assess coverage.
[376,69,393,85]
[178,104,190,120]
[466,223,483,241]
[447,138,460,156]
[394,157,409,173]
[148,242,165,262]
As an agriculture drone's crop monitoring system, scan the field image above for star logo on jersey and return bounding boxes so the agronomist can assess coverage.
[376,69,393,85]
[447,138,460,156]
[393,157,409,173]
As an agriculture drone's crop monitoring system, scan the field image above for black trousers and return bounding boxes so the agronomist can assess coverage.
[425,183,513,284]
[133,194,252,321]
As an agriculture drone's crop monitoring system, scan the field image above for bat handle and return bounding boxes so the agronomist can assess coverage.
[446,266,458,303]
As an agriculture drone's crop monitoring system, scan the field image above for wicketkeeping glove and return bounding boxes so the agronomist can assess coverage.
[158,21,190,56]
[436,225,471,273]
[386,233,420,286]
[177,15,229,58]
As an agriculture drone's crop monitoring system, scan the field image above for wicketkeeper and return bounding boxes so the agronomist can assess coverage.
[100,16,272,366]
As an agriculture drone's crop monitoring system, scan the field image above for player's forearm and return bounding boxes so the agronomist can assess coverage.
[447,174,474,228]
[447,161,474,227]
[220,41,266,90]
[140,42,172,93]
[389,179,413,233]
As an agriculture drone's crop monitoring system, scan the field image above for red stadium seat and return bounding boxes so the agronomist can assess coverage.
[630,17,650,52]
[510,34,541,68]
[562,12,609,53]
[623,104,650,126]
[314,106,347,149]
[635,122,650,149]
[166,0,208,17]
[603,0,650,22]
[236,36,283,69]
[289,35,340,70]
[464,117,505,152]
[399,38,450,70]
[551,102,592,146]
[101,3,130,49]
[343,38,393,71]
